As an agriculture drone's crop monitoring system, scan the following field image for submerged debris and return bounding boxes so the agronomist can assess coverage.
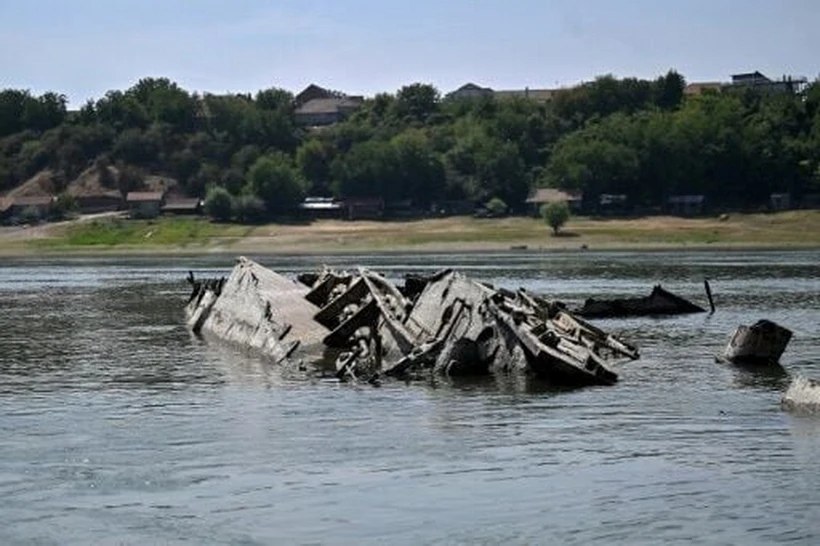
[575,284,706,319]
[186,257,639,387]
[781,376,820,413]
[718,319,793,366]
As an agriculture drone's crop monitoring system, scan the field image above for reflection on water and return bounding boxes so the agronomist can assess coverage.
[1,250,819,545]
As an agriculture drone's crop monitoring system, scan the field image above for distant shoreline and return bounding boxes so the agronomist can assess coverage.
[1,211,819,258]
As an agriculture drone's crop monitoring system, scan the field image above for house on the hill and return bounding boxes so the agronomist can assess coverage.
[447,83,556,103]
[295,84,340,105]
[446,83,494,100]
[126,192,164,219]
[295,97,363,127]
[730,71,807,94]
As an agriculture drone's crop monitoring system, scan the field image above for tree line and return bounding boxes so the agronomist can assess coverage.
[1,71,819,221]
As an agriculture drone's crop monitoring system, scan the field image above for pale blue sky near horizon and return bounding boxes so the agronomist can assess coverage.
[0,0,817,107]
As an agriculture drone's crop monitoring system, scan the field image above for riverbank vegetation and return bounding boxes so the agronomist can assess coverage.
[5,209,817,255]
[1,71,819,221]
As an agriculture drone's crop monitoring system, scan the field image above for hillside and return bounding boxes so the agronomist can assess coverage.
[1,73,819,224]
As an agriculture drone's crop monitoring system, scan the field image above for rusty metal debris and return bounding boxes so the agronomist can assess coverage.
[575,284,706,319]
[186,257,639,387]
[718,319,793,366]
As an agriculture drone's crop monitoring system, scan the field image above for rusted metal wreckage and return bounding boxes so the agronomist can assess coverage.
[718,319,793,366]
[575,284,709,319]
[186,257,639,387]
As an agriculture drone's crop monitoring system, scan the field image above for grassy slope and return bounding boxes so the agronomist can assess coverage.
[2,210,819,255]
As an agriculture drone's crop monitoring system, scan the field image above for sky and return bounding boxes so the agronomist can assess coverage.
[1,0,818,107]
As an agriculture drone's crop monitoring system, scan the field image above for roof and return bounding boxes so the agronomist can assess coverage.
[126,192,164,203]
[449,83,492,95]
[295,84,338,104]
[0,197,12,213]
[526,188,582,204]
[162,198,201,210]
[295,97,363,115]
[732,71,769,82]
[12,195,55,207]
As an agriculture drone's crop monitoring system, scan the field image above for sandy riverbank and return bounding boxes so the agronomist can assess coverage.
[1,211,819,257]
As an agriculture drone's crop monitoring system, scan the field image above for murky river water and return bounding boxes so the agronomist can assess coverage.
[1,250,819,545]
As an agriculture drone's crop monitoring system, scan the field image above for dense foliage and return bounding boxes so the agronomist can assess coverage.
[2,72,819,220]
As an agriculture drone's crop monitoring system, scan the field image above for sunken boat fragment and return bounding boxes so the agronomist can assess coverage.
[718,319,792,366]
[186,257,639,387]
[575,284,706,319]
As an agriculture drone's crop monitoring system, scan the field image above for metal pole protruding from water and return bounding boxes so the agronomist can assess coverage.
[704,279,715,314]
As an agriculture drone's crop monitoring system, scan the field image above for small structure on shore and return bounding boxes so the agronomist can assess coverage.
[126,191,164,219]
[718,319,793,366]
[186,257,639,387]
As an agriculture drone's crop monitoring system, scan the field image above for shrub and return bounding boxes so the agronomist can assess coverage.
[485,197,507,217]
[541,201,571,235]
[233,194,266,224]
[19,205,42,225]
[53,192,77,220]
[204,186,234,222]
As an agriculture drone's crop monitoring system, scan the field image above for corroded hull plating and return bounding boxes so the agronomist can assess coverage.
[186,257,640,386]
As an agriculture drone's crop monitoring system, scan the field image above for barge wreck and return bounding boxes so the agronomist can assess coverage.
[186,257,639,387]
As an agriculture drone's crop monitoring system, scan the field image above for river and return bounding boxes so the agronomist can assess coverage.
[1,250,819,545]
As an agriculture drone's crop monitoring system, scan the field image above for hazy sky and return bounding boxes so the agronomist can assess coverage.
[1,0,817,106]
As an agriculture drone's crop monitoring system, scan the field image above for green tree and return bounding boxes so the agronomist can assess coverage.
[127,77,198,131]
[541,201,570,235]
[247,153,306,215]
[390,129,446,205]
[203,186,234,222]
[654,70,685,110]
[116,163,145,199]
[330,140,395,198]
[391,83,441,123]
[296,138,334,195]
[232,193,266,223]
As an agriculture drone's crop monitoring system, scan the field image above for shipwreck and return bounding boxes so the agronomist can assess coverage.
[185,257,639,387]
[575,284,709,319]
